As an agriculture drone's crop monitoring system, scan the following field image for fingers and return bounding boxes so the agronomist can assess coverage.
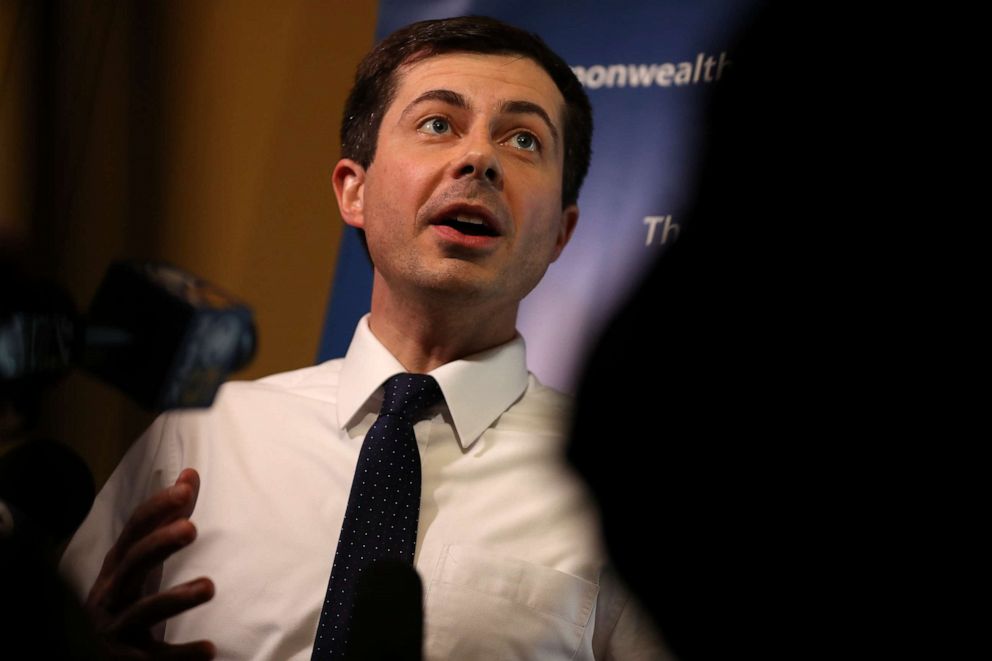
[109,518,199,609]
[115,577,215,634]
[99,579,216,660]
[109,470,202,569]
[90,469,205,613]
[173,468,201,519]
[85,468,215,660]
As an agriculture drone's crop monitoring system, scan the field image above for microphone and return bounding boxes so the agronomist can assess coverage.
[0,437,95,547]
[0,438,104,659]
[1,260,256,410]
[346,560,424,661]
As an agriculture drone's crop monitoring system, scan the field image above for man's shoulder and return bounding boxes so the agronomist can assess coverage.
[522,373,573,412]
[495,372,574,433]
[213,358,346,406]
[152,359,346,444]
[254,358,345,389]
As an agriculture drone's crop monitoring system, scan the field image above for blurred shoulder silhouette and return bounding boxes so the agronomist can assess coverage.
[567,3,929,659]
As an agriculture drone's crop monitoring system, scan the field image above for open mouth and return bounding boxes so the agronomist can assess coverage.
[437,215,500,237]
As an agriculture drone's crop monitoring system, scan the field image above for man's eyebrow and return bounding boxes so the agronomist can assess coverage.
[400,89,470,118]
[499,100,559,145]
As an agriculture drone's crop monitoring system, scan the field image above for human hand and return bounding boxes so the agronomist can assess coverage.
[84,468,216,659]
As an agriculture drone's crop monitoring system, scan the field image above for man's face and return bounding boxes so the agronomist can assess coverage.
[334,52,578,315]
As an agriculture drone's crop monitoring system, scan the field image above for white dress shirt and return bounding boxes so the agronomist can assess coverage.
[60,316,667,660]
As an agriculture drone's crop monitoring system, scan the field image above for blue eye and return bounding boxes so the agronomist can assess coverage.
[420,117,450,135]
[509,132,539,152]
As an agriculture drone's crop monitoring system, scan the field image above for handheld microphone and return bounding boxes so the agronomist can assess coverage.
[346,560,424,661]
[0,437,94,547]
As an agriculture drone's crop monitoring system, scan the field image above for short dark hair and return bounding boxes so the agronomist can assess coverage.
[341,15,593,208]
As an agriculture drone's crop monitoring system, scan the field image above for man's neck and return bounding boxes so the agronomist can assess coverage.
[367,282,519,374]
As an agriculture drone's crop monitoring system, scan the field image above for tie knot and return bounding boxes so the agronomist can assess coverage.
[380,373,443,421]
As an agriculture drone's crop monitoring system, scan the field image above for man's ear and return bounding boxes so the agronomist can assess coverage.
[550,204,580,262]
[332,158,367,229]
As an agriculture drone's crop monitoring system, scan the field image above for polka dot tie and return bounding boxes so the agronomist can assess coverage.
[311,373,443,660]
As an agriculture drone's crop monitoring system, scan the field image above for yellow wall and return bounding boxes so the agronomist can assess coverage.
[1,1,379,487]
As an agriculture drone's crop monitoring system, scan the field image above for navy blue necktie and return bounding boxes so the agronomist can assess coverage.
[312,373,443,660]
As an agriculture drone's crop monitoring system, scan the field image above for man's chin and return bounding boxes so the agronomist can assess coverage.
[415,273,499,302]
[392,262,503,303]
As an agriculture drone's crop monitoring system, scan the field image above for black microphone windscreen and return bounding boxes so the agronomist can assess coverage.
[346,560,424,661]
[0,438,95,544]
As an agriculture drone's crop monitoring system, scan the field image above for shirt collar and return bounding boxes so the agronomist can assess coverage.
[337,314,529,450]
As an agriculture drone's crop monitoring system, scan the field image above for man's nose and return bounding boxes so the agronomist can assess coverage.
[451,135,503,189]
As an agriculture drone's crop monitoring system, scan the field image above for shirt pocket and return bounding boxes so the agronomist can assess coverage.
[423,544,599,660]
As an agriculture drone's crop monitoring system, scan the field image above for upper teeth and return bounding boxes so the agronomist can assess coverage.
[455,215,486,225]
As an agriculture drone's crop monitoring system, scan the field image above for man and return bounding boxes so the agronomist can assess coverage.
[61,16,666,660]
